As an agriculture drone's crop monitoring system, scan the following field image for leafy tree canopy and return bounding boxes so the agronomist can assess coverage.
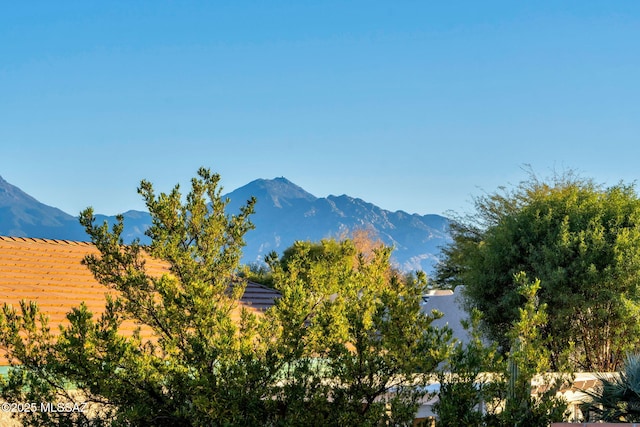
[435,170,640,371]
[264,238,452,425]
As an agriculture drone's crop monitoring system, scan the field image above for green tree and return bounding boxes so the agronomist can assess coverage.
[0,168,275,426]
[435,171,640,371]
[0,169,452,426]
[497,273,569,427]
[265,239,452,426]
[433,309,504,427]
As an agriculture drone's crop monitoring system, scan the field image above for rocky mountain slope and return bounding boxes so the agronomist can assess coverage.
[225,178,450,272]
[0,175,86,240]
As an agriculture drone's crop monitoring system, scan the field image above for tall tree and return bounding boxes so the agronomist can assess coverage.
[266,239,451,426]
[435,171,640,371]
[0,168,276,426]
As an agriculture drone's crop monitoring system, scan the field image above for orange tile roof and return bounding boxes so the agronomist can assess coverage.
[0,236,279,364]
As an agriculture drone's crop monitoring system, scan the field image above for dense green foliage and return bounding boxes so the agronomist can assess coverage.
[433,309,503,426]
[1,168,267,426]
[0,168,450,426]
[435,172,640,371]
[265,239,452,425]
[498,273,569,426]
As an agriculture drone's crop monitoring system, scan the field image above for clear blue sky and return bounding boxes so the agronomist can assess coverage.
[1,1,639,216]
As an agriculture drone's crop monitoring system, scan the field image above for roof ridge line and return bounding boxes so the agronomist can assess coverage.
[0,236,93,246]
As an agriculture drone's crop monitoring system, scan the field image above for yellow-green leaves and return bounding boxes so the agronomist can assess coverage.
[267,237,451,425]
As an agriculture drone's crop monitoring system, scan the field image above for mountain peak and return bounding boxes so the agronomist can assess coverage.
[234,177,317,209]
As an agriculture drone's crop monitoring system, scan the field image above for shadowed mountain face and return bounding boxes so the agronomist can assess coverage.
[225,178,451,273]
[0,176,87,240]
[0,176,450,273]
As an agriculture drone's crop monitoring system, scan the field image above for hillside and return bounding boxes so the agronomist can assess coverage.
[0,176,87,241]
[225,178,450,272]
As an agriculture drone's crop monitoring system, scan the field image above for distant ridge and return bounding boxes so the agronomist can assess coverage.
[0,175,450,273]
[224,178,451,273]
[0,175,87,240]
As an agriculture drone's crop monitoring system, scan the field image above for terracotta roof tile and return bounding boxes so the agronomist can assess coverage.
[0,236,280,365]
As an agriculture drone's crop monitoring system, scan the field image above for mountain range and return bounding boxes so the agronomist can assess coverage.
[0,175,451,273]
